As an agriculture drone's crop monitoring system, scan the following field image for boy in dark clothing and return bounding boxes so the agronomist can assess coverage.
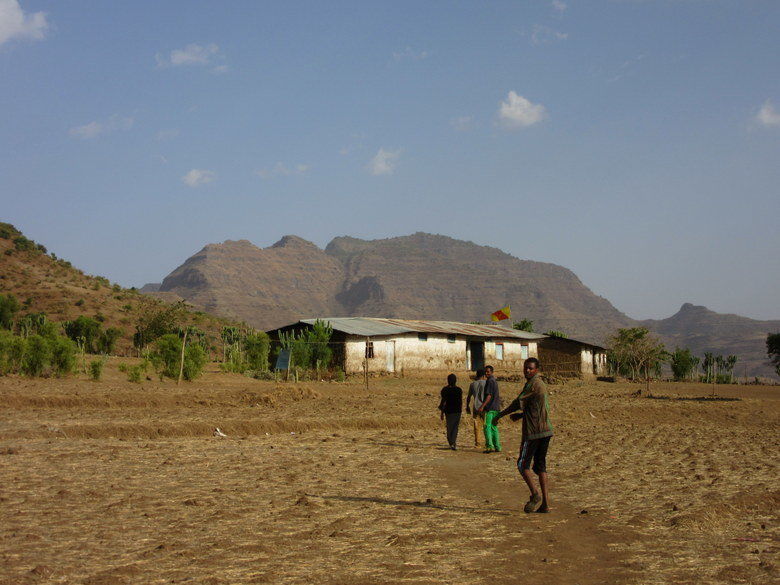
[494,358,553,513]
[438,373,462,450]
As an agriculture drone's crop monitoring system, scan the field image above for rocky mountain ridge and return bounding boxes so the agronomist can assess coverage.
[149,233,779,379]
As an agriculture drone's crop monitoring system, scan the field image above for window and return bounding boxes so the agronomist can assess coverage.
[447,334,456,343]
[495,343,504,360]
[521,345,529,360]
[418,333,428,341]
[365,341,374,358]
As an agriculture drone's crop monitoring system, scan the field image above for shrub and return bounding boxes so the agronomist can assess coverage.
[13,236,37,252]
[335,369,346,382]
[182,344,207,381]
[0,331,25,374]
[97,327,123,354]
[49,336,77,376]
[0,293,21,330]
[118,362,128,373]
[75,299,85,307]
[22,335,51,377]
[244,332,270,371]
[149,334,206,381]
[89,358,105,381]
[63,315,102,353]
[127,361,147,383]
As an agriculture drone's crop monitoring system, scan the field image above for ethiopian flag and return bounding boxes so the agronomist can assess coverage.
[490,305,511,322]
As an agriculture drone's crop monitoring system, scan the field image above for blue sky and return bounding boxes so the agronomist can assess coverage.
[1,0,778,320]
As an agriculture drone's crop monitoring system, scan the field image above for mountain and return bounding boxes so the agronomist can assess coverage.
[157,232,633,340]
[153,232,778,379]
[641,303,780,381]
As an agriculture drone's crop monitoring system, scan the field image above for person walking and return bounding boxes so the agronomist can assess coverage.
[465,368,486,448]
[438,373,463,450]
[477,365,501,453]
[494,358,553,513]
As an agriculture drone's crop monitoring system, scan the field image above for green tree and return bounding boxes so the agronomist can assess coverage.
[22,335,51,377]
[607,327,667,391]
[148,333,206,381]
[670,347,699,381]
[308,319,333,372]
[97,327,124,354]
[0,293,20,330]
[767,333,780,377]
[544,330,567,338]
[133,301,185,350]
[513,319,534,332]
[49,336,77,377]
[244,332,270,371]
[63,316,102,353]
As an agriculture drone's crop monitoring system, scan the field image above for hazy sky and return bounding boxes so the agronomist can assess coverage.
[2,1,778,320]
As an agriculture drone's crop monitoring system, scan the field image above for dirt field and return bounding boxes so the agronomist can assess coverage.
[1,362,777,585]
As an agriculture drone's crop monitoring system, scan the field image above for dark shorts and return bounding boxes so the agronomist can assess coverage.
[517,436,551,474]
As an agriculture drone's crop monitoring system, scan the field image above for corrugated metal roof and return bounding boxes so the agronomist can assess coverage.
[297,317,545,340]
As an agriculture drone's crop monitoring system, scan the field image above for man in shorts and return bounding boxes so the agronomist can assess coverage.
[494,358,553,513]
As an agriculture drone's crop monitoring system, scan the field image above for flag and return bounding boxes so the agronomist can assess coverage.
[490,305,511,322]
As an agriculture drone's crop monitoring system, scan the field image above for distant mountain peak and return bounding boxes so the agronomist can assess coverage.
[271,235,320,250]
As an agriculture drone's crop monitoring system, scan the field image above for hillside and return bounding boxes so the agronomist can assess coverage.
[0,223,236,354]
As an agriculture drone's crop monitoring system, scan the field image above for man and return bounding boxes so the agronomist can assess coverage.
[465,368,486,448]
[438,373,463,450]
[494,358,553,513]
[477,365,501,453]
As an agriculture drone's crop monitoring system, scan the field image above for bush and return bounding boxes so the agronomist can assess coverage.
[182,344,207,381]
[0,293,20,330]
[89,358,105,381]
[118,362,128,373]
[0,331,24,374]
[244,332,270,371]
[63,315,102,353]
[13,236,37,252]
[127,361,147,383]
[22,335,51,377]
[97,327,123,354]
[49,336,77,377]
[149,334,180,379]
[148,334,206,381]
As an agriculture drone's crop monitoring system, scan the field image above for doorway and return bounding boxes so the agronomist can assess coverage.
[469,341,485,371]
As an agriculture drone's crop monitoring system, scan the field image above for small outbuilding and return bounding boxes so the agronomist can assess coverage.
[267,317,545,374]
[537,335,607,378]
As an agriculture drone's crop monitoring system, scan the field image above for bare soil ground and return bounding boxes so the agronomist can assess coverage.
[1,362,777,584]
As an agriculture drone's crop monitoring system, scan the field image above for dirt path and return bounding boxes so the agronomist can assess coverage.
[436,445,638,585]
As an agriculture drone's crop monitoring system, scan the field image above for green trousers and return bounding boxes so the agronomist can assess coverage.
[483,410,501,451]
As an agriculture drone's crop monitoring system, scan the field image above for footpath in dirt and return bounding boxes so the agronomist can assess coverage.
[435,444,637,585]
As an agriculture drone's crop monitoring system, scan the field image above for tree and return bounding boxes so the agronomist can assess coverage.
[607,327,667,393]
[544,330,567,338]
[63,316,102,353]
[0,293,20,330]
[513,319,534,332]
[133,300,185,350]
[670,347,699,381]
[244,332,270,371]
[148,334,206,381]
[308,319,333,372]
[768,333,780,377]
[97,327,124,354]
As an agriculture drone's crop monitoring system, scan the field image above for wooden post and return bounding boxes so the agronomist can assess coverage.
[177,328,188,385]
[364,337,369,392]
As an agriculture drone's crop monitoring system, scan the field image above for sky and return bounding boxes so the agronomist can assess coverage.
[1,0,779,321]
